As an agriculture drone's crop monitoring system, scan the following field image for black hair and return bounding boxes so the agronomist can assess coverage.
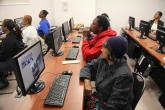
[42,10,49,17]
[3,19,22,41]
[96,15,110,31]
[101,13,109,18]
[158,11,163,17]
[3,19,15,31]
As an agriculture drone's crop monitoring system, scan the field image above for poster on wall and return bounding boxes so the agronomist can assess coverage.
[0,0,30,5]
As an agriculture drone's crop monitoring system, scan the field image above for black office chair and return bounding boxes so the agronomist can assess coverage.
[132,72,145,110]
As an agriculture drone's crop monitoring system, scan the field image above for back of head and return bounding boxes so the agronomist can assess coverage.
[42,10,49,17]
[104,36,128,60]
[3,19,15,31]
[101,13,109,19]
[23,15,32,25]
[96,15,110,31]
[158,11,163,18]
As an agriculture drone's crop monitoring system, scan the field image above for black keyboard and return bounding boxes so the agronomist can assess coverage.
[44,75,71,106]
[72,36,81,43]
[65,47,79,60]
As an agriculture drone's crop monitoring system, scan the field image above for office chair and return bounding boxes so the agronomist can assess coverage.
[132,72,145,109]
[134,53,153,77]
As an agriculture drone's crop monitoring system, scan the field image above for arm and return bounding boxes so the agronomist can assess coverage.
[0,37,13,61]
[80,59,99,96]
[82,40,102,61]
[101,75,133,110]
[40,22,49,36]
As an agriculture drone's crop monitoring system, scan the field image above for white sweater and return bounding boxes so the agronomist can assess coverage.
[22,25,48,53]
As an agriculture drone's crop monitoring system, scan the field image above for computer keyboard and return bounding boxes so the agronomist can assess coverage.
[44,75,71,106]
[65,47,79,60]
[72,36,81,43]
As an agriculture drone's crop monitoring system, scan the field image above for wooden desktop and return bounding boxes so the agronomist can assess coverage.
[0,31,85,110]
[122,27,165,66]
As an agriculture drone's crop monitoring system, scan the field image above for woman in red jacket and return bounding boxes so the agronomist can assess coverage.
[82,15,117,61]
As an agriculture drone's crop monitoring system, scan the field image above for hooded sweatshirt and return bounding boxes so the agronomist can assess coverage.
[82,28,117,61]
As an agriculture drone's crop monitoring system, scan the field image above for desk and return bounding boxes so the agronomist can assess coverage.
[122,27,165,65]
[0,31,85,110]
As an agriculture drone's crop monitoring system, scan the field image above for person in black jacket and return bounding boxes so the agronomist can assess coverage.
[0,19,25,61]
[149,11,164,40]
[80,36,134,110]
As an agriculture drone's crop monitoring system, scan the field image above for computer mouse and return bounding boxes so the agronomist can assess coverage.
[62,70,73,75]
[72,45,79,48]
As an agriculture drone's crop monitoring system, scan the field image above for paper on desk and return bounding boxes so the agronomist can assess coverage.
[62,60,80,64]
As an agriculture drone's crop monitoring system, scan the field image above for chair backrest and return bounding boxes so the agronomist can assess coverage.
[132,72,145,109]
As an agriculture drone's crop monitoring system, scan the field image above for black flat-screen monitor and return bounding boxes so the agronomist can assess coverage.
[139,20,150,38]
[156,26,165,53]
[14,17,24,29]
[69,17,74,32]
[14,41,45,96]
[129,16,135,30]
[52,27,63,56]
[62,21,70,42]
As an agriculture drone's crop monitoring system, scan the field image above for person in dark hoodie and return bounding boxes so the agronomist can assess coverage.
[80,36,134,110]
[0,19,25,61]
[82,15,117,61]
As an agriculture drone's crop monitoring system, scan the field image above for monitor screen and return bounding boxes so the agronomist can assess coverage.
[69,17,74,32]
[14,41,45,95]
[14,17,24,29]
[52,27,63,56]
[129,16,135,29]
[62,21,70,41]
[139,20,150,37]
[156,26,165,53]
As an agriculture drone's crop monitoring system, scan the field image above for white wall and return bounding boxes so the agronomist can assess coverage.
[0,0,55,27]
[96,0,165,33]
[53,0,96,27]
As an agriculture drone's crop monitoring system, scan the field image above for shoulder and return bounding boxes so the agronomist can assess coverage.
[159,20,164,26]
[115,59,132,78]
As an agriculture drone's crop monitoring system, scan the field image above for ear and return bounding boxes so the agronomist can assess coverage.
[99,26,103,32]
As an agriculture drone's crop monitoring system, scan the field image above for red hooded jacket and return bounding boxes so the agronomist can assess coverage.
[82,28,117,61]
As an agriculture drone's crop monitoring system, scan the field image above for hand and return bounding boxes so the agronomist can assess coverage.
[84,79,92,96]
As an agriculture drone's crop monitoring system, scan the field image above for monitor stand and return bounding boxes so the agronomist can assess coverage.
[156,45,165,54]
[30,80,45,93]
[138,32,146,39]
[51,50,64,56]
[129,26,134,31]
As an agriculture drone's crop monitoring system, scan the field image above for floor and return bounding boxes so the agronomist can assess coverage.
[0,58,164,110]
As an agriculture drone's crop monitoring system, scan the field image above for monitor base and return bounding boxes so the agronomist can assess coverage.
[138,35,146,39]
[156,49,165,54]
[30,80,45,93]
[51,50,64,56]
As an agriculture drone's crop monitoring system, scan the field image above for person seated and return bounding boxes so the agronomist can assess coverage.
[149,11,164,40]
[22,15,48,53]
[80,36,134,110]
[37,10,50,40]
[0,19,25,61]
[82,15,117,61]
[0,59,15,89]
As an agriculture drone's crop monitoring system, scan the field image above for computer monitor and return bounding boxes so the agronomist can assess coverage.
[52,27,64,56]
[156,26,165,53]
[0,26,4,35]
[128,16,135,31]
[14,17,24,29]
[69,17,74,32]
[139,20,150,39]
[62,21,70,42]
[14,41,45,96]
